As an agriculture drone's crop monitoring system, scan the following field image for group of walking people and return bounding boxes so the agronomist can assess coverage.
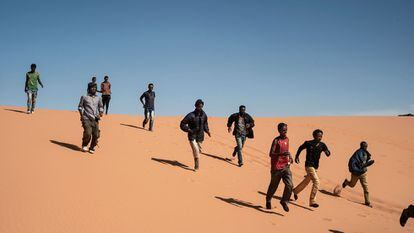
[23,63,412,225]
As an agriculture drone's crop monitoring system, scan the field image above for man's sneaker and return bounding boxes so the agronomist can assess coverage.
[266,201,271,210]
[310,203,319,208]
[27,110,31,114]
[342,179,348,188]
[365,202,373,208]
[280,201,289,212]
[89,148,95,154]
[238,163,243,167]
[82,146,88,152]
[294,193,298,201]
[31,110,35,113]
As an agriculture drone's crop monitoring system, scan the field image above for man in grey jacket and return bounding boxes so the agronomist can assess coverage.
[78,85,103,154]
[342,141,375,207]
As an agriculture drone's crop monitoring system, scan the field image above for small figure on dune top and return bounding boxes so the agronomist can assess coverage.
[25,63,44,114]
[140,83,156,131]
[180,99,211,171]
[100,75,112,115]
[87,76,97,92]
[227,105,255,167]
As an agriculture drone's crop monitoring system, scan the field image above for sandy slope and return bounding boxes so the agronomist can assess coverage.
[0,106,413,233]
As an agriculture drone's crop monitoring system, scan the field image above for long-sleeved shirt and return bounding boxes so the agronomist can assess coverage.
[227,112,255,138]
[78,94,103,121]
[180,110,209,141]
[297,140,329,169]
[348,148,373,175]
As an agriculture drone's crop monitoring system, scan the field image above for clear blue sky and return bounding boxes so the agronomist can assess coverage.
[1,0,413,116]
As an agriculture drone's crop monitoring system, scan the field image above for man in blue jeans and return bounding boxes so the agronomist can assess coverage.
[140,83,155,131]
[25,63,44,114]
[227,105,255,167]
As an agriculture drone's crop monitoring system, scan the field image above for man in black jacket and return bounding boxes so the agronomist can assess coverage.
[342,141,375,207]
[227,105,255,167]
[180,99,211,171]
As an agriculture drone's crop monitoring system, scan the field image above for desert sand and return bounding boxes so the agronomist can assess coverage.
[0,106,413,233]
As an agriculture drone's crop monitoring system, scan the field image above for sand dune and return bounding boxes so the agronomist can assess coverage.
[0,106,413,233]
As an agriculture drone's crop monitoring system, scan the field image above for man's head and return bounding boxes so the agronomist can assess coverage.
[278,122,287,137]
[88,85,97,95]
[104,76,109,81]
[148,83,154,91]
[195,99,204,111]
[92,76,97,82]
[360,141,368,150]
[30,63,36,72]
[239,105,246,115]
[313,129,323,142]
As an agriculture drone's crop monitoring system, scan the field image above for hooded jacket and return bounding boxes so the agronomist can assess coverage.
[348,148,373,176]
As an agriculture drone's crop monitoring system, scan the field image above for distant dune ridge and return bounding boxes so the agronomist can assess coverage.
[0,106,413,233]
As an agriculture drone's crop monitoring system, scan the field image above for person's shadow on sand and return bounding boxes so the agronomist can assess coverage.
[120,123,147,131]
[151,157,194,171]
[215,196,283,216]
[319,189,338,197]
[329,230,344,233]
[50,140,81,151]
[257,191,314,211]
[202,153,238,167]
[4,108,27,114]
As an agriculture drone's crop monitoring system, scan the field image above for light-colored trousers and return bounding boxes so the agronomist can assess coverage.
[345,172,370,204]
[293,166,320,205]
[189,140,203,159]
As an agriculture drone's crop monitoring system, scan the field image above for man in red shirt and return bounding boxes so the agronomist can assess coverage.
[265,123,293,212]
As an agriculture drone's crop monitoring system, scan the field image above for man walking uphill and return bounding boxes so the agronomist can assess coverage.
[24,63,44,114]
[140,83,156,131]
[342,141,375,207]
[227,105,255,167]
[180,99,211,171]
[265,123,293,212]
[293,129,331,208]
[78,85,103,154]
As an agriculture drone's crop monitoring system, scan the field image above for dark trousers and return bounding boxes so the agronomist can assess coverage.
[266,166,293,203]
[102,95,111,115]
[82,119,100,149]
